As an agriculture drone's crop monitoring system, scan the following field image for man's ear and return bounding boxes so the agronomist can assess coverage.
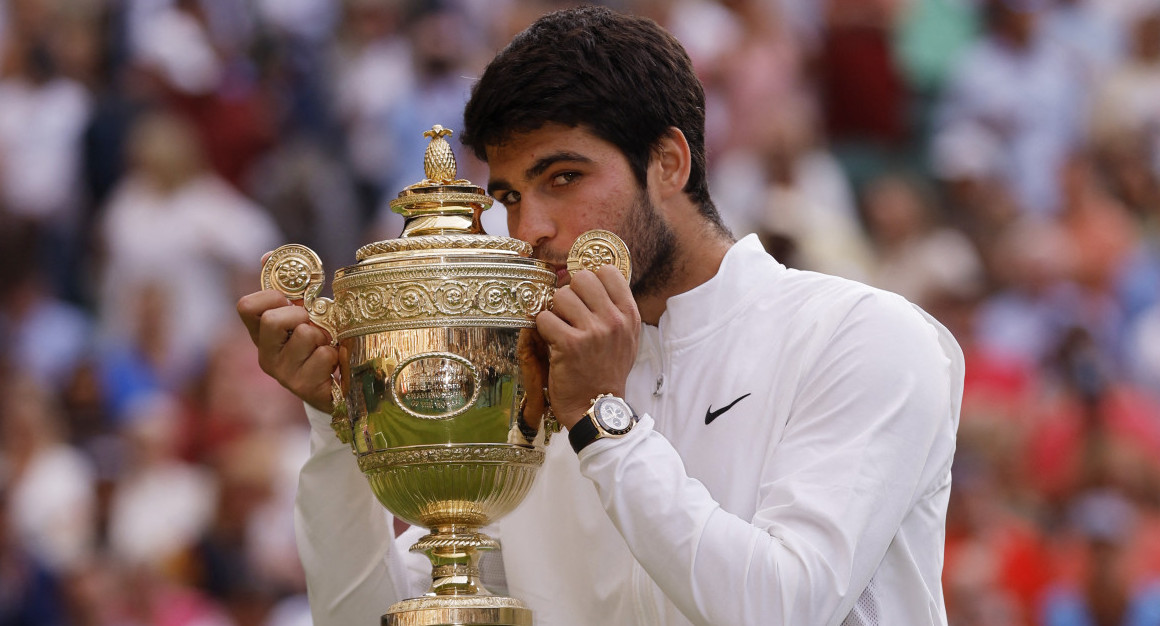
[649,127,692,202]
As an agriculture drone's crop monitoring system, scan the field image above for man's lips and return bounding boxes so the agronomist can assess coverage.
[535,253,569,286]
[553,265,569,285]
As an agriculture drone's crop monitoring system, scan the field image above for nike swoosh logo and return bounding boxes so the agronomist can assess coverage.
[705,393,752,425]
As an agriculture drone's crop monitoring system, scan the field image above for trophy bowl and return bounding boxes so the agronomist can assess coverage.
[262,126,557,626]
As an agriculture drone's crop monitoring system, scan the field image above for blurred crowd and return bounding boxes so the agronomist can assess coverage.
[1,0,1159,624]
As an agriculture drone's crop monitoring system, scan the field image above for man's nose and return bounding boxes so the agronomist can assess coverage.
[510,201,556,249]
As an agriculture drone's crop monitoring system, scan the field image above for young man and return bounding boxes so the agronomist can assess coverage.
[238,7,963,625]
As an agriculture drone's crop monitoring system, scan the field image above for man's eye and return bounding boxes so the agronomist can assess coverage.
[551,172,580,186]
[498,190,521,205]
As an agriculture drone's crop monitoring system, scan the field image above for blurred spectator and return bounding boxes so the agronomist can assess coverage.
[861,173,985,309]
[714,0,805,152]
[128,0,276,188]
[975,218,1078,368]
[0,483,67,626]
[95,111,280,409]
[938,0,1084,215]
[373,5,482,239]
[1042,0,1125,87]
[1056,153,1139,362]
[930,120,1025,266]
[128,0,224,97]
[1089,2,1160,171]
[0,246,93,389]
[819,0,909,152]
[0,376,97,574]
[711,95,873,279]
[0,14,93,298]
[107,394,216,575]
[1128,305,1160,395]
[1040,490,1160,626]
[944,449,1051,625]
[1023,328,1160,506]
[894,0,981,97]
[0,13,91,224]
[331,0,412,220]
[1089,0,1160,277]
[247,136,362,272]
[194,433,306,622]
[193,326,308,456]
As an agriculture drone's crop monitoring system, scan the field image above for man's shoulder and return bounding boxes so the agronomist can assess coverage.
[759,265,908,318]
[716,238,942,342]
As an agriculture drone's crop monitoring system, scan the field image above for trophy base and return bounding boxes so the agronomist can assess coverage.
[382,595,532,626]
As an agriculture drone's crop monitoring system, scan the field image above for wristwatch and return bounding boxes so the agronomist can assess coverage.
[568,394,638,453]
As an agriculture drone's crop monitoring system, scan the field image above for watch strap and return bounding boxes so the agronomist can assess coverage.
[568,413,600,454]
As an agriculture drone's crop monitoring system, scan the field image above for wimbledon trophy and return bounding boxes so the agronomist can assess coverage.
[260,125,630,626]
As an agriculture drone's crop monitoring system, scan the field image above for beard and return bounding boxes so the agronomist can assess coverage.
[621,189,677,300]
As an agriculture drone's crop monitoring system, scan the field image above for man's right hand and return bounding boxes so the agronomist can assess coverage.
[237,289,338,413]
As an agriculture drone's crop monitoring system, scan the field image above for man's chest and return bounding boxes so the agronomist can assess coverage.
[624,335,803,516]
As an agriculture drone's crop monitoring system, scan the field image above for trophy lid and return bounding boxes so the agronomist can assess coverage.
[356,125,531,261]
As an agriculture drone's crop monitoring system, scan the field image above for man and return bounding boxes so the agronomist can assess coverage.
[238,7,963,625]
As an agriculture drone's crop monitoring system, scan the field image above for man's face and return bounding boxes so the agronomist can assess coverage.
[485,124,675,297]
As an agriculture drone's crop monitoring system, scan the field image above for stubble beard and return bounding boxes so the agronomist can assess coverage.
[532,189,678,298]
[622,189,677,300]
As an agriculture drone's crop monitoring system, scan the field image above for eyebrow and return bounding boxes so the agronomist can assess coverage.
[487,151,594,196]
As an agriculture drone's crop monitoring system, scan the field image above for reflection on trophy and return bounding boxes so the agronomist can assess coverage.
[261,125,629,626]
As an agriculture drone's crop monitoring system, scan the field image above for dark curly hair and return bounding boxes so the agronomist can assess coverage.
[461,6,723,228]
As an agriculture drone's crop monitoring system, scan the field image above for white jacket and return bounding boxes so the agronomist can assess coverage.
[295,235,964,625]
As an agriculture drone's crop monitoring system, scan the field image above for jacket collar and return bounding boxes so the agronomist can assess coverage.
[656,234,781,346]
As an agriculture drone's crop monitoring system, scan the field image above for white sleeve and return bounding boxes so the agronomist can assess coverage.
[295,405,422,624]
[578,297,961,625]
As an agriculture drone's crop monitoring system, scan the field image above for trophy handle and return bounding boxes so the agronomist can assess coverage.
[261,244,352,444]
[260,244,339,343]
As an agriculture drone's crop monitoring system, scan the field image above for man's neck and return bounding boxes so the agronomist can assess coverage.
[636,220,734,326]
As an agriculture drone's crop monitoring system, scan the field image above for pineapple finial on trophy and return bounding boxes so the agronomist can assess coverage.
[377,124,495,242]
[422,124,457,183]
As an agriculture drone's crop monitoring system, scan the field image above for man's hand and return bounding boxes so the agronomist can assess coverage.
[237,289,338,413]
[535,265,640,429]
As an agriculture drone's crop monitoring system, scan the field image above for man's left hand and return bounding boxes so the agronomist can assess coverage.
[535,265,641,429]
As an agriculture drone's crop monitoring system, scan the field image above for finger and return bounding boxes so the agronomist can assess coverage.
[298,345,340,402]
[568,269,621,318]
[238,290,293,345]
[535,308,579,346]
[257,305,312,358]
[545,286,592,328]
[261,250,273,265]
[283,322,332,366]
[595,264,639,321]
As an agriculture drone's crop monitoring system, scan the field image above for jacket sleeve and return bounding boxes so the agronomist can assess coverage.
[294,405,426,625]
[577,295,963,625]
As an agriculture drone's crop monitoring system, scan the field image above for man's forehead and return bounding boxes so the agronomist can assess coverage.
[483,123,593,161]
[484,124,610,187]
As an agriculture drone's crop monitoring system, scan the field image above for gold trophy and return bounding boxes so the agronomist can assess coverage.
[260,126,629,626]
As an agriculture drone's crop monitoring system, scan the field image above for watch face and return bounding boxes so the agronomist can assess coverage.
[595,398,634,434]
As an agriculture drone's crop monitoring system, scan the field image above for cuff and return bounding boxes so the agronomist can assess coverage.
[576,412,655,464]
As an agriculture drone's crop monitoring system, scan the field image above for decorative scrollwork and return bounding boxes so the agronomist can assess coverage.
[323,274,553,340]
[359,286,389,318]
[476,281,512,315]
[434,281,475,314]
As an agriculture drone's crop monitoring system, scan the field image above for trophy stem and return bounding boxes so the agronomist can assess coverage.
[411,526,500,597]
[383,526,531,626]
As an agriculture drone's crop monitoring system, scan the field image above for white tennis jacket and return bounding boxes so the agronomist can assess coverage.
[295,235,964,625]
